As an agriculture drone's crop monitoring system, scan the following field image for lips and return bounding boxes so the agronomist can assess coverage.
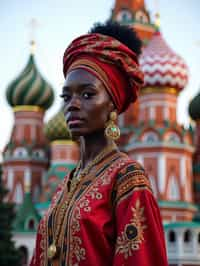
[66,116,85,127]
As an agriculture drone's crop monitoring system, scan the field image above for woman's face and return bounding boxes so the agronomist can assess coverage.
[61,68,113,139]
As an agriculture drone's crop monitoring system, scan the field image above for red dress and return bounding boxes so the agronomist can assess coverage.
[30,150,168,266]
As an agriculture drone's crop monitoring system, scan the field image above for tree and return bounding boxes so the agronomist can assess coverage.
[0,165,21,266]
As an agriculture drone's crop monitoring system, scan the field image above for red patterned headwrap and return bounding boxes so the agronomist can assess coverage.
[63,33,144,113]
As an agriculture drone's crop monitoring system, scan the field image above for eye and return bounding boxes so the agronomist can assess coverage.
[60,93,71,102]
[82,92,95,99]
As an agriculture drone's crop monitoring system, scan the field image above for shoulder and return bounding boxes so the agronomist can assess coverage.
[113,156,153,204]
[110,151,146,180]
[115,157,146,181]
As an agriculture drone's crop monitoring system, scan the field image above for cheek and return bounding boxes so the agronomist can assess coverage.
[88,102,110,126]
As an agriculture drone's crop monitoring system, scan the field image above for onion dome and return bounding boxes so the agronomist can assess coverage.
[44,109,71,141]
[189,91,200,121]
[6,54,54,110]
[140,31,188,92]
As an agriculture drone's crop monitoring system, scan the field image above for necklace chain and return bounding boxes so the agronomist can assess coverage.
[73,143,116,182]
[47,143,117,260]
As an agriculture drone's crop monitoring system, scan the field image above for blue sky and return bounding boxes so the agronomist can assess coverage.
[0,0,200,155]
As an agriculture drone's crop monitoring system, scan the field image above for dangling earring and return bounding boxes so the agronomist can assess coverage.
[104,111,120,141]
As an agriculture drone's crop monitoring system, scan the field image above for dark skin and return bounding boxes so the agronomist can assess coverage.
[61,68,116,170]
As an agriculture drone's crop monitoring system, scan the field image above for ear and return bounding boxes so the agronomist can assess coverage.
[108,101,115,113]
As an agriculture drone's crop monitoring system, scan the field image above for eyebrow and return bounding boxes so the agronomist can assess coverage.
[62,83,96,92]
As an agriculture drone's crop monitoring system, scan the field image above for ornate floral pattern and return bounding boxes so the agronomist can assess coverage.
[115,199,147,259]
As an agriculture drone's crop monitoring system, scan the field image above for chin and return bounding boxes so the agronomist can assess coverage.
[69,128,87,139]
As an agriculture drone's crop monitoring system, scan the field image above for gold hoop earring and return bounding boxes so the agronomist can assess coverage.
[104,111,120,141]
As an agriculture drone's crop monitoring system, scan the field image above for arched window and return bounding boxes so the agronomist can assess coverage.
[116,9,132,22]
[13,147,28,158]
[168,230,176,242]
[184,230,192,243]
[166,132,181,143]
[33,149,45,159]
[27,218,35,230]
[14,183,23,204]
[168,176,180,201]
[142,132,159,143]
[135,10,149,23]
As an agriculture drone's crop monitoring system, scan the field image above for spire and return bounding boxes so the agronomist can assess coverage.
[113,0,146,16]
[13,161,41,231]
[111,0,155,44]
[13,188,41,232]
[112,0,151,23]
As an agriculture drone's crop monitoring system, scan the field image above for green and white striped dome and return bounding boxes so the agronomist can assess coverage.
[6,54,54,110]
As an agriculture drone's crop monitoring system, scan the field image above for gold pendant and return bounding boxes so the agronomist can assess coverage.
[48,242,57,259]
[105,123,120,140]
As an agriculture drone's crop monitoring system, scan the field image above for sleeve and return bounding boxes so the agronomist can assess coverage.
[113,161,168,266]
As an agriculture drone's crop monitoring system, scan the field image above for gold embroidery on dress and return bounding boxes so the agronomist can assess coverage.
[38,183,64,266]
[69,175,109,265]
[116,199,147,259]
[116,173,152,205]
[69,206,86,263]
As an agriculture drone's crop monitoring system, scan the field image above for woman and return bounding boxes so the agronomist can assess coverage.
[30,22,168,266]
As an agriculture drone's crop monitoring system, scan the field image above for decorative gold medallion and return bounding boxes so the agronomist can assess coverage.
[105,123,120,140]
[47,243,57,259]
[105,111,120,140]
[115,199,147,259]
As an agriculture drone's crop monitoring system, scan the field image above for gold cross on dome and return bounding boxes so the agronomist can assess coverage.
[28,18,39,54]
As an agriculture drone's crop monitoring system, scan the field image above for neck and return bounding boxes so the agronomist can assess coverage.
[79,130,116,169]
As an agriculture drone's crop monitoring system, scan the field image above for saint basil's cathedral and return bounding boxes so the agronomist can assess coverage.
[2,0,200,265]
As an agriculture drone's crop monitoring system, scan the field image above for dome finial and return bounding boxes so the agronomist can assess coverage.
[30,40,36,55]
[155,12,160,30]
[29,18,38,54]
[154,0,160,30]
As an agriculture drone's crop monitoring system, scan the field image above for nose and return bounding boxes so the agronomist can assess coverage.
[65,95,81,112]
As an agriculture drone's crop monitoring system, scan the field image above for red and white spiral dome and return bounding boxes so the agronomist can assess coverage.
[140,31,189,92]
